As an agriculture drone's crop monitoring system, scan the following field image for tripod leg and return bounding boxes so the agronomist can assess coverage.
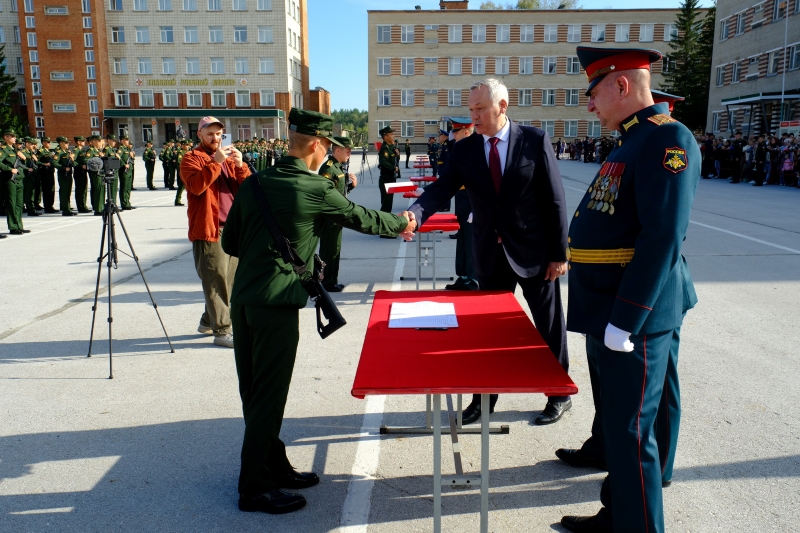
[114,210,176,353]
[88,214,109,357]
[106,203,116,379]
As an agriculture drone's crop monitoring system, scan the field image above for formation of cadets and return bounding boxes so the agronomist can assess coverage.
[1,129,290,238]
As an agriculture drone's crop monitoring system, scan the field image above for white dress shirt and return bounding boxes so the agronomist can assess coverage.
[481,116,511,174]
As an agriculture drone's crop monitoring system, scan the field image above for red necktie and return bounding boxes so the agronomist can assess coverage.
[489,137,502,193]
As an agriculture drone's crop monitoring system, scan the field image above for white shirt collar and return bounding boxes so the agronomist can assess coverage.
[482,116,511,145]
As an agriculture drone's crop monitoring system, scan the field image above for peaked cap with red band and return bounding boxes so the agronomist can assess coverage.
[577,47,663,96]
[650,89,685,113]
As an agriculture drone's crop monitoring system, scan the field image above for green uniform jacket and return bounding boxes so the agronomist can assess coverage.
[318,156,347,196]
[52,148,73,170]
[221,156,408,308]
[143,147,157,162]
[119,146,132,173]
[378,142,396,174]
[0,143,18,172]
[37,147,54,166]
[567,103,700,336]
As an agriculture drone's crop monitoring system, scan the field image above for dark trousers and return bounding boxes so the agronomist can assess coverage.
[473,243,569,406]
[378,171,395,213]
[454,190,473,279]
[74,167,89,211]
[174,169,185,205]
[319,219,342,287]
[57,170,73,213]
[23,170,37,213]
[430,158,438,177]
[119,169,133,209]
[167,163,176,188]
[162,163,169,187]
[40,167,56,210]
[232,304,298,494]
[145,161,155,189]
[405,153,410,168]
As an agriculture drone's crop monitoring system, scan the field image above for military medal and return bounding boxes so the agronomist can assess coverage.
[586,161,625,215]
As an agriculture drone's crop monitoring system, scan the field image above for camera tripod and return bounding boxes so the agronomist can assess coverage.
[360,149,373,183]
[88,172,174,378]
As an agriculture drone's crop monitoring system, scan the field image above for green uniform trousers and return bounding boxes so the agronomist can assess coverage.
[145,161,155,189]
[23,170,37,213]
[40,167,56,211]
[166,164,176,188]
[89,170,104,213]
[174,168,185,205]
[318,219,342,287]
[232,304,297,494]
[3,174,24,231]
[378,171,395,213]
[119,168,133,209]
[162,163,169,188]
[57,170,74,213]
[0,174,6,214]
[74,167,89,211]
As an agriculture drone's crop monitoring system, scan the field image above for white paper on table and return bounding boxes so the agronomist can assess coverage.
[384,181,415,193]
[388,301,459,329]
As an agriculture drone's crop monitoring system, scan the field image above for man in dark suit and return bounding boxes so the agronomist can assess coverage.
[408,78,571,426]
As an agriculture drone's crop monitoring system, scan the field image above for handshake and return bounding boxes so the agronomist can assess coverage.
[398,211,418,241]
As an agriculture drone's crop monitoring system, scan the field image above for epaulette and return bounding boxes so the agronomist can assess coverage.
[647,114,678,126]
[326,160,333,167]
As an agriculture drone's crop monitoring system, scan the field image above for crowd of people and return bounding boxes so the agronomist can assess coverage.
[698,131,800,186]
[552,137,618,164]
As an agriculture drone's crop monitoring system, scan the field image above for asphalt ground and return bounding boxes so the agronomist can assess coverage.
[1,154,798,532]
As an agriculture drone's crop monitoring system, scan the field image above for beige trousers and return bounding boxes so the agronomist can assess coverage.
[192,231,238,336]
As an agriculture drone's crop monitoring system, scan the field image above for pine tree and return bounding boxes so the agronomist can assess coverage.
[0,45,22,132]
[661,0,716,131]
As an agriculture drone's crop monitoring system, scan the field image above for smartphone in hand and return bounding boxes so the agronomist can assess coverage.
[221,133,232,148]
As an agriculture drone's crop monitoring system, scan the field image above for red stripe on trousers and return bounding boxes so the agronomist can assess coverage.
[637,335,650,533]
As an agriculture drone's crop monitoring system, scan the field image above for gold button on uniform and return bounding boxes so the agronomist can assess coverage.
[574,211,580,217]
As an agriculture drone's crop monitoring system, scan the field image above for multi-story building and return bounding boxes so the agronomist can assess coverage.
[0,0,329,146]
[367,2,687,144]
[706,0,800,137]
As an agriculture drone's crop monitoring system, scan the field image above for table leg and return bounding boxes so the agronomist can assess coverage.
[457,394,463,429]
[416,233,421,291]
[480,393,490,533]
[433,394,442,533]
[432,232,437,290]
[426,394,432,429]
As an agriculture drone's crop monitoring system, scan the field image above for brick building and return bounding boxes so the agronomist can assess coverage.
[367,2,689,144]
[0,0,328,147]
[706,0,800,136]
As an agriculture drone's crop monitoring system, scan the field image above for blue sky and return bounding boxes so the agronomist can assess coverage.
[307,0,715,111]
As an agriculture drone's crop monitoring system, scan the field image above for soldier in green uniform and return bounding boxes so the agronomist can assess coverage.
[52,136,77,216]
[73,136,91,213]
[0,129,29,235]
[103,134,121,206]
[220,109,415,515]
[174,139,187,206]
[377,126,399,215]
[85,135,104,215]
[143,140,157,190]
[37,137,59,213]
[317,136,358,292]
[164,139,177,190]
[159,142,169,189]
[559,48,701,533]
[21,138,40,216]
[118,134,135,210]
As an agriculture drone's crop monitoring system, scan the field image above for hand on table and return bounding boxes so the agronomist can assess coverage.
[544,261,567,281]
[604,323,634,352]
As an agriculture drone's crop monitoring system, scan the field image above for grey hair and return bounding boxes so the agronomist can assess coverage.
[470,78,509,106]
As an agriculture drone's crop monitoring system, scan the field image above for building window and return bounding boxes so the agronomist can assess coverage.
[401,120,414,138]
[768,51,780,75]
[163,89,178,106]
[24,0,33,12]
[29,50,38,62]
[495,56,509,75]
[716,65,724,86]
[27,33,36,47]
[790,45,800,71]
[542,89,555,106]
[377,58,390,75]
[25,16,34,28]
[186,57,200,74]
[519,89,532,106]
[235,89,250,106]
[565,120,578,137]
[111,27,124,43]
[115,90,130,107]
[86,64,95,78]
[47,40,71,49]
[16,57,23,74]
[233,0,246,10]
[45,5,69,14]
[567,24,581,43]
[209,26,223,42]
[89,99,98,112]
[472,24,485,42]
[259,57,274,73]
[400,24,414,43]
[496,24,510,42]
[160,26,174,43]
[183,0,196,10]
[187,89,201,106]
[32,81,41,95]
[401,89,414,106]
[401,57,414,76]
[109,0,122,10]
[666,23,679,41]
[34,99,43,112]
[719,20,728,41]
[448,88,461,106]
[87,82,96,96]
[544,24,557,42]
[257,0,271,9]
[86,50,94,61]
[712,112,721,132]
[378,89,390,106]
[591,24,605,42]
[30,65,39,79]
[377,120,391,132]
[158,0,172,9]
[91,116,100,128]
[732,61,741,82]
[162,56,176,74]
[185,26,198,43]
[662,55,677,73]
[543,56,556,74]
[773,0,786,19]
[639,24,654,42]
[541,120,554,138]
[448,57,461,75]
[212,89,225,106]
[260,88,275,106]
[211,57,224,73]
[208,0,220,9]
[235,57,249,74]
[472,56,485,75]
[448,24,461,43]
[18,88,26,105]
[234,26,247,43]
[139,89,154,106]
[134,0,148,10]
[135,27,150,43]
[258,26,272,43]
[237,123,251,139]
[520,24,533,42]
[35,116,44,129]
[519,56,532,75]
[53,103,76,113]
[13,27,20,44]
[81,16,92,29]
[137,57,152,74]
[566,88,579,106]
[113,57,127,74]
[566,56,580,74]
[84,32,93,47]
[377,25,390,43]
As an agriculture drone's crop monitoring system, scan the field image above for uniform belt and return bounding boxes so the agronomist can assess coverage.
[568,247,635,264]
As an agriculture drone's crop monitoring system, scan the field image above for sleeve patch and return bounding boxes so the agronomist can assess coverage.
[648,114,678,126]
[663,147,688,173]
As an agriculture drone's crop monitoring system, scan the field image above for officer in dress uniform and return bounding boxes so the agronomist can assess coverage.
[37,137,59,213]
[143,140,157,190]
[377,126,400,216]
[0,129,29,236]
[219,109,415,515]
[52,136,77,216]
[73,136,91,213]
[317,136,358,292]
[118,135,135,210]
[559,47,701,533]
[427,136,439,177]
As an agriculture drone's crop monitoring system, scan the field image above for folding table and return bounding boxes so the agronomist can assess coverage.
[403,214,459,290]
[352,290,578,533]
[413,155,432,176]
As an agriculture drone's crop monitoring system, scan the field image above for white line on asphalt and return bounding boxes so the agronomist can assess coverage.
[563,184,800,255]
[338,226,408,531]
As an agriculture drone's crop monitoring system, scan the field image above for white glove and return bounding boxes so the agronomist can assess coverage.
[604,323,634,352]
[467,212,473,223]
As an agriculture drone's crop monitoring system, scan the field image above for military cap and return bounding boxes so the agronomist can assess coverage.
[379,126,394,137]
[120,134,129,140]
[3,129,17,137]
[105,134,117,141]
[650,89,684,113]
[56,136,68,143]
[146,139,153,144]
[74,135,85,141]
[438,129,449,137]
[576,47,662,96]
[448,117,473,131]
[333,136,354,148]
[288,108,343,147]
[24,137,36,143]
[41,136,51,143]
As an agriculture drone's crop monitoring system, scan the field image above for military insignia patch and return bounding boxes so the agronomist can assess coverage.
[647,114,678,126]
[663,147,688,173]
[587,161,626,215]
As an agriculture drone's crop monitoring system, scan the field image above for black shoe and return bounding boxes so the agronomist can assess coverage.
[379,235,396,239]
[0,233,6,238]
[27,211,41,216]
[445,277,469,290]
[44,208,59,214]
[9,230,23,235]
[168,186,177,190]
[122,206,136,210]
[94,212,103,216]
[238,489,306,514]
[132,187,138,190]
[78,209,92,213]
[324,284,344,292]
[662,479,672,488]
[561,513,613,533]
[148,187,157,190]
[62,211,78,216]
[175,202,185,206]
[449,233,458,239]
[461,398,497,425]
[534,398,572,425]
[276,469,320,490]
[555,448,608,471]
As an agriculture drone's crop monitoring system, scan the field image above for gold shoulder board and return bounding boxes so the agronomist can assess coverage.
[647,114,678,126]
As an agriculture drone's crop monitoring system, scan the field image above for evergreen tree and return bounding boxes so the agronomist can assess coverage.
[660,0,716,131]
[0,45,22,132]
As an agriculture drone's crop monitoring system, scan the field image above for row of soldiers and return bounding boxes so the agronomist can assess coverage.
[232,138,288,172]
